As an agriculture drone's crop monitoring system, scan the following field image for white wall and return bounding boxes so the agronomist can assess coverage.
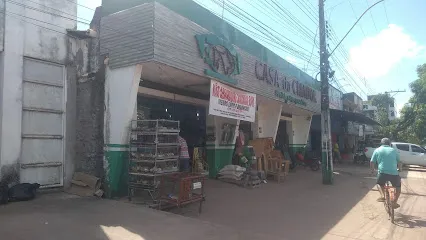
[292,115,312,145]
[0,0,76,180]
[104,64,142,145]
[254,98,282,141]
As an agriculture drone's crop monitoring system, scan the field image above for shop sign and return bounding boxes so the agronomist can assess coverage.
[255,61,318,104]
[329,86,343,110]
[274,90,307,106]
[209,80,256,122]
[195,34,241,85]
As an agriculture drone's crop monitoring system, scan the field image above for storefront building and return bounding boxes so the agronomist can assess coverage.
[100,0,320,195]
[310,90,380,161]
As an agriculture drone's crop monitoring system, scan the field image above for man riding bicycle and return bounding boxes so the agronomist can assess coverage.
[370,138,402,209]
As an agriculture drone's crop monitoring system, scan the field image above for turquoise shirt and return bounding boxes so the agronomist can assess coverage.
[371,145,400,175]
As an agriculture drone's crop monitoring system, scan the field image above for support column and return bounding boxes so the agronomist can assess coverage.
[205,115,239,178]
[104,64,142,198]
[255,98,282,141]
[0,5,25,181]
[290,115,313,156]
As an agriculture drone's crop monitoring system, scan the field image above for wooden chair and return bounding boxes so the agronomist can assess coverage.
[248,138,291,182]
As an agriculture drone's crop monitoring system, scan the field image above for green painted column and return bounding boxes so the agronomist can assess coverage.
[288,144,307,158]
[206,145,235,178]
[104,144,129,198]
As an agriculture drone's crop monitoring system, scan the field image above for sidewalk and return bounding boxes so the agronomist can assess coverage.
[0,193,280,240]
[1,165,425,240]
[183,165,426,240]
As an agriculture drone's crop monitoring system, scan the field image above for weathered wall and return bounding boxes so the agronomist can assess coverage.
[292,115,312,145]
[99,3,320,113]
[73,7,106,178]
[100,3,154,69]
[255,98,282,142]
[0,0,77,185]
[75,63,105,178]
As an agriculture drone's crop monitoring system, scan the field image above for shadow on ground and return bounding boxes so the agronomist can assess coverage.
[394,213,426,229]
[172,165,378,240]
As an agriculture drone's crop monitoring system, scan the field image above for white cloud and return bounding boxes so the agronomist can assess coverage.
[347,24,424,79]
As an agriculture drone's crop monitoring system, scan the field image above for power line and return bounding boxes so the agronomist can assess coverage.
[196,0,319,66]
[264,0,317,40]
[349,0,367,38]
[65,0,96,11]
[305,26,319,72]
[209,0,317,60]
[243,0,317,46]
[383,1,390,25]
[365,0,378,32]
[291,0,317,25]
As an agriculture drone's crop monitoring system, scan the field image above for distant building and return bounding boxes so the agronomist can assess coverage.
[364,95,396,121]
[343,92,363,113]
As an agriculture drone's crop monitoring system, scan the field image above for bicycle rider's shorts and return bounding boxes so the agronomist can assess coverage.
[377,173,401,188]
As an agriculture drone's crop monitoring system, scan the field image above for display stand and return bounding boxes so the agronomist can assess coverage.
[128,120,180,203]
[158,172,205,214]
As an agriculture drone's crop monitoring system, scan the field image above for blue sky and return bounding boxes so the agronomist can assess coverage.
[78,0,426,115]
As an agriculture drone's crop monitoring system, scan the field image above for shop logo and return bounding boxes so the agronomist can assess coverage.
[255,61,318,104]
[195,34,241,85]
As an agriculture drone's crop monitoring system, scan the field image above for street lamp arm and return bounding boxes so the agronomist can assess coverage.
[328,0,384,58]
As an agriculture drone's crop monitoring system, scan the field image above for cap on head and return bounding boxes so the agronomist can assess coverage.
[381,138,391,146]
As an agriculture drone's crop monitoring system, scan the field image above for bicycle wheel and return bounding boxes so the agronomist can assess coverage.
[384,189,390,215]
[389,189,395,223]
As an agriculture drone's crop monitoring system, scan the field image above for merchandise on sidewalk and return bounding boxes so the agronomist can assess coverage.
[158,172,205,214]
[128,119,181,203]
[218,165,262,188]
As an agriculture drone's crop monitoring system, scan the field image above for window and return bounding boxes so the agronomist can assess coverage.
[411,145,425,153]
[395,144,409,151]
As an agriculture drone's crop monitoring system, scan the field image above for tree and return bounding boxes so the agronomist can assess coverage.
[391,64,426,145]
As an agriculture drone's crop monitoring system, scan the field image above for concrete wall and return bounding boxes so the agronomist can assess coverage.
[292,115,312,145]
[255,98,282,142]
[100,2,321,114]
[73,13,106,179]
[104,64,142,146]
[100,3,154,69]
[0,0,77,185]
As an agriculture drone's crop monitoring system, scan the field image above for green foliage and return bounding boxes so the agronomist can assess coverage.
[385,64,426,145]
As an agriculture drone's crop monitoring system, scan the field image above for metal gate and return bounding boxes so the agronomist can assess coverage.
[20,58,65,187]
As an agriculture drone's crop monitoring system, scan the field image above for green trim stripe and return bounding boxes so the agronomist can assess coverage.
[105,144,129,152]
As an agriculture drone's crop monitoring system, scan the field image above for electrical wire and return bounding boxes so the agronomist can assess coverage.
[198,0,320,68]
[383,1,390,25]
[291,0,317,25]
[214,0,315,55]
[349,0,367,38]
[208,0,317,62]
[365,0,378,32]
[256,0,317,43]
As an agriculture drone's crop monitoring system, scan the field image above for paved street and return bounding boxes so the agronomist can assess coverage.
[0,165,426,240]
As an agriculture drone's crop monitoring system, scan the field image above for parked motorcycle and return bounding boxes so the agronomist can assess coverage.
[353,149,368,165]
[295,151,320,171]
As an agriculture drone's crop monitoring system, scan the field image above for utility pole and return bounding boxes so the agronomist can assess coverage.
[384,90,406,119]
[319,0,333,184]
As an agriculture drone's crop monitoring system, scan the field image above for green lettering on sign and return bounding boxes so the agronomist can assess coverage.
[195,34,241,85]
[274,90,307,107]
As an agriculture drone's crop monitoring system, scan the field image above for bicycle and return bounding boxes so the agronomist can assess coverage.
[383,181,395,223]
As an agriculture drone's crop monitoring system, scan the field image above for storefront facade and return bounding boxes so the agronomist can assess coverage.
[100,1,320,195]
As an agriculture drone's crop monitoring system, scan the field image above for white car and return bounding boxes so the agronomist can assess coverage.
[365,142,426,167]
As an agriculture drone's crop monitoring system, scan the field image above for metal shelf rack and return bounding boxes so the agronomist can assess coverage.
[128,119,180,203]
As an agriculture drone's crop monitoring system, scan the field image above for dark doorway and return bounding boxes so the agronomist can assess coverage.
[137,96,207,160]
[275,120,289,150]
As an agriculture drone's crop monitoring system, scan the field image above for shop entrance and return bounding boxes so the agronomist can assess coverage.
[137,96,207,160]
[275,120,289,150]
